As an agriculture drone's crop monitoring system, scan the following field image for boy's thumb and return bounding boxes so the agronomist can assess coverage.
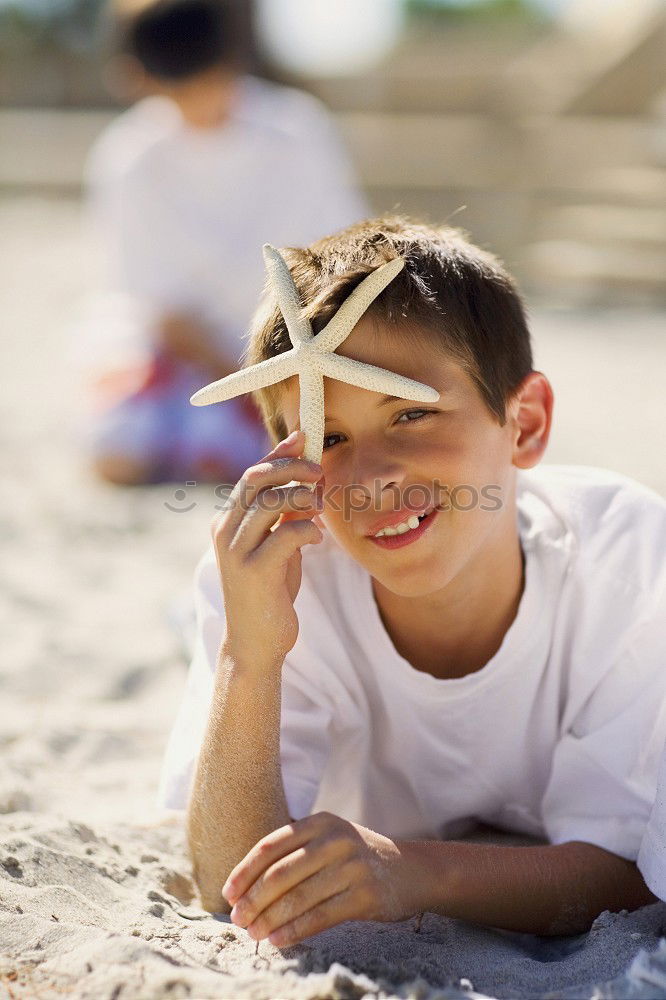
[272,429,304,454]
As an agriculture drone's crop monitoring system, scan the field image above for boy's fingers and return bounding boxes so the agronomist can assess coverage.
[274,479,324,527]
[238,456,321,506]
[245,866,353,942]
[222,817,320,904]
[249,518,323,566]
[232,487,321,555]
[229,845,321,928]
[257,428,305,465]
[214,444,321,540]
[267,888,358,947]
[229,829,345,929]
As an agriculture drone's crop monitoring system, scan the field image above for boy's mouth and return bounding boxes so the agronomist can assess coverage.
[367,506,439,548]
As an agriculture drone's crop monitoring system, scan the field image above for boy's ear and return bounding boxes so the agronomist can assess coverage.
[510,371,554,470]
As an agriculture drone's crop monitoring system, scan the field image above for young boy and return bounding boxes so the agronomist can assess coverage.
[158,217,665,946]
[81,0,365,484]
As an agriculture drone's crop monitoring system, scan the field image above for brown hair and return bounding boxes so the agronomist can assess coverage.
[243,216,533,444]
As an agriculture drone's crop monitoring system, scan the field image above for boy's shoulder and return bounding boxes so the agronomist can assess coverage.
[518,463,665,527]
[517,463,666,599]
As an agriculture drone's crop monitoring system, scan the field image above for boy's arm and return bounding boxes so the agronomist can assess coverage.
[401,837,658,936]
[185,433,324,914]
[222,815,658,945]
[186,646,292,914]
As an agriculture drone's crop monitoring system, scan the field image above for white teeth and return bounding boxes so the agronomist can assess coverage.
[374,512,428,537]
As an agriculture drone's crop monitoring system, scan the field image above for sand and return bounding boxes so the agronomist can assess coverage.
[1,194,666,999]
[2,812,666,1000]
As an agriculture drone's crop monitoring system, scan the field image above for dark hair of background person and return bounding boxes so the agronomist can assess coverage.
[114,0,245,80]
[244,215,535,445]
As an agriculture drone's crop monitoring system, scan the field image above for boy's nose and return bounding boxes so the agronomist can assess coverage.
[351,449,408,505]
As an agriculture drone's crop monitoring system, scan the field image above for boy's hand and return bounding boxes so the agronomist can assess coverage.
[212,429,324,667]
[221,812,417,947]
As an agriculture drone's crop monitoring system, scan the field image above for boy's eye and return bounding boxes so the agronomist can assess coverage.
[396,409,430,423]
[324,410,435,451]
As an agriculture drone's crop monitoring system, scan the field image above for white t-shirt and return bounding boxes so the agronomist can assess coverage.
[638,742,666,899]
[80,75,367,370]
[158,465,666,864]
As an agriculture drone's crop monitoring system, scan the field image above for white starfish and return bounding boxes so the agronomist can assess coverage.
[190,244,440,476]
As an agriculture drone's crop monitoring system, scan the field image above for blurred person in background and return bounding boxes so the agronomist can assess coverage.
[81,0,366,486]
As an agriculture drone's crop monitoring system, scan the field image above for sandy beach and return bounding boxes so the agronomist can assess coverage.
[1,194,665,1000]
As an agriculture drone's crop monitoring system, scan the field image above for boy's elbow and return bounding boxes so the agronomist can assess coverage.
[188,847,233,915]
[186,812,232,915]
[546,849,659,936]
[199,886,231,916]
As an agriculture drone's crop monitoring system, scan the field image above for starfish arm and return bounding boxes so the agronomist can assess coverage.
[263,244,313,347]
[315,257,405,353]
[318,353,440,403]
[189,351,299,406]
[297,367,325,474]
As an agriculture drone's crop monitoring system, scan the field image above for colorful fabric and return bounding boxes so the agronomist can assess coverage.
[86,351,270,483]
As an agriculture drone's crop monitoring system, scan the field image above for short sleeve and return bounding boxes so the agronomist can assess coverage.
[156,546,335,817]
[156,548,224,810]
[638,737,666,900]
[279,670,333,820]
[542,612,666,860]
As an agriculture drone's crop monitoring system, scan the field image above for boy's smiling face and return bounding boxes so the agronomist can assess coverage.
[279,316,545,601]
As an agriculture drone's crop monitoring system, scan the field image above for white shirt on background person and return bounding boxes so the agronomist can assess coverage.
[79,74,367,372]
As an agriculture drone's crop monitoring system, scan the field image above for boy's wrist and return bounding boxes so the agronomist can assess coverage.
[218,637,285,679]
[395,839,462,918]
